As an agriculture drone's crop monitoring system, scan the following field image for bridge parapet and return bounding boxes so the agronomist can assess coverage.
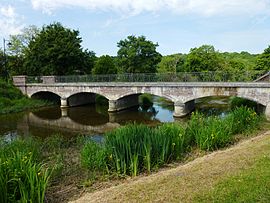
[22,71,268,84]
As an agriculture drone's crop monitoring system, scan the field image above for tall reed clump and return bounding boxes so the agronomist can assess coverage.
[0,138,52,203]
[186,106,261,151]
[81,123,191,176]
[186,112,233,151]
[81,107,261,176]
[228,106,261,134]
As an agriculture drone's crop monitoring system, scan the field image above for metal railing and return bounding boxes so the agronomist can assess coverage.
[26,71,269,84]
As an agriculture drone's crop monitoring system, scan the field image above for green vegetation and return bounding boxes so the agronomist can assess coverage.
[117,35,162,73]
[0,80,50,114]
[230,96,258,110]
[92,55,117,74]
[23,22,96,76]
[195,155,270,203]
[256,45,270,71]
[81,106,262,176]
[0,138,52,203]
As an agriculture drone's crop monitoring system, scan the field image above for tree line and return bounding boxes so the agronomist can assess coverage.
[0,22,269,78]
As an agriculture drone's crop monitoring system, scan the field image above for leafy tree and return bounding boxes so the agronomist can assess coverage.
[183,45,223,72]
[157,54,187,73]
[92,55,117,74]
[255,45,270,71]
[8,25,40,57]
[117,35,162,73]
[23,22,95,76]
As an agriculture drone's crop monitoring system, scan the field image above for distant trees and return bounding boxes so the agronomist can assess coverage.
[92,55,117,74]
[2,21,269,78]
[183,45,223,72]
[255,45,270,71]
[157,54,185,73]
[117,35,162,73]
[23,22,95,75]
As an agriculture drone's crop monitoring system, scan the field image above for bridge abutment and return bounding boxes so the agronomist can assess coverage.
[266,103,270,121]
[108,95,140,112]
[173,100,195,117]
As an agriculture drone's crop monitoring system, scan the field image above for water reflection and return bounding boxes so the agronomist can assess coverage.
[0,96,233,139]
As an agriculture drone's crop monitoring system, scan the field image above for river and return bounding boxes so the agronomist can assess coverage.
[0,96,231,140]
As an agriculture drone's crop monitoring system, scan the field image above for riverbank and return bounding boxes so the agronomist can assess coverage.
[0,80,51,114]
[70,126,270,203]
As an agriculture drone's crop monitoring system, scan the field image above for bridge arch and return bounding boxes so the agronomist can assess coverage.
[67,92,109,107]
[183,95,266,107]
[31,91,61,105]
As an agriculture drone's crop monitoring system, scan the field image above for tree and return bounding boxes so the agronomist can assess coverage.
[8,25,40,57]
[23,22,95,76]
[183,45,223,72]
[117,35,162,73]
[255,45,270,71]
[92,55,117,74]
[157,54,187,73]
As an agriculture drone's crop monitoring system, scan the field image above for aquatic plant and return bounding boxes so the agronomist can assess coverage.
[0,138,52,203]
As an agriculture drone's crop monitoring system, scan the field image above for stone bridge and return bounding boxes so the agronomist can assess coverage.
[13,75,270,120]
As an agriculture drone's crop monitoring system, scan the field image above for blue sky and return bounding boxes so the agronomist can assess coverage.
[1,0,270,56]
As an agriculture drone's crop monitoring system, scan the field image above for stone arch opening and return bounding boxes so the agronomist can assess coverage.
[31,91,61,105]
[67,92,109,107]
[185,96,266,116]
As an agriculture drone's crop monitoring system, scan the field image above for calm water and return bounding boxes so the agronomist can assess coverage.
[0,96,231,139]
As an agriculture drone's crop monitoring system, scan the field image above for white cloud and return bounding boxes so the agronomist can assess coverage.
[0,5,24,36]
[30,0,270,16]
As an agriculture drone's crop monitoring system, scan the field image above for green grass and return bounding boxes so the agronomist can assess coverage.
[0,80,51,114]
[194,155,270,203]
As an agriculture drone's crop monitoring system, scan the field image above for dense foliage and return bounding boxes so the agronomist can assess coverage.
[23,22,96,76]
[92,55,117,74]
[117,35,162,73]
[256,45,270,71]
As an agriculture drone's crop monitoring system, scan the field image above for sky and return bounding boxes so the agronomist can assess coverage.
[0,0,270,56]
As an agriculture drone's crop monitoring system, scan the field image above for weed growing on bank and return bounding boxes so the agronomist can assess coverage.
[81,106,263,176]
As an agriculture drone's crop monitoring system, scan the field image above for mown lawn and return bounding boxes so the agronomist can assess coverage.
[194,155,270,203]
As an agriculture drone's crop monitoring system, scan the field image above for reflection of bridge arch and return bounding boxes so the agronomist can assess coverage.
[25,112,120,134]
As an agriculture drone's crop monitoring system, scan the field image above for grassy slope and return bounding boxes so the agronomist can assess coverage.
[0,80,49,114]
[70,129,270,203]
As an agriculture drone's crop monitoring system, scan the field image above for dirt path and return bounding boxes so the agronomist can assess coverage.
[69,131,270,203]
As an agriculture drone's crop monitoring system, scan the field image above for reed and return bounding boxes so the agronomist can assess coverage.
[0,138,52,203]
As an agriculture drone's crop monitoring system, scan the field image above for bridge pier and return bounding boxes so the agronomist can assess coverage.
[173,100,195,117]
[108,95,140,112]
[60,98,68,108]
